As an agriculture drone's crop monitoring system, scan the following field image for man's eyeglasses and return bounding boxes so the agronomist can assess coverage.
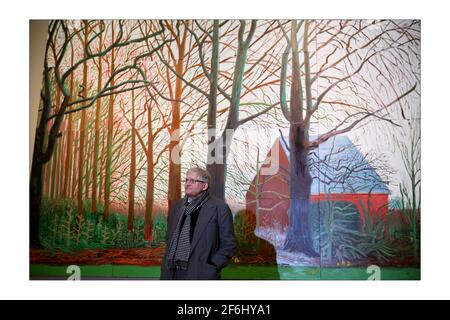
[184,178,206,184]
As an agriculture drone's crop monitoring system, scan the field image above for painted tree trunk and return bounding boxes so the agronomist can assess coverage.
[71,125,79,199]
[57,130,64,199]
[208,21,255,200]
[98,131,105,204]
[30,138,44,247]
[50,141,58,199]
[167,128,181,216]
[283,20,318,257]
[167,32,186,216]
[284,126,318,257]
[54,141,61,200]
[104,21,115,220]
[30,49,53,246]
[76,108,87,221]
[208,129,231,200]
[128,90,136,231]
[42,119,52,197]
[62,49,75,199]
[76,23,89,223]
[91,21,103,214]
[43,156,51,196]
[54,88,62,199]
[206,20,220,199]
[84,121,93,200]
[144,101,154,241]
[209,163,226,200]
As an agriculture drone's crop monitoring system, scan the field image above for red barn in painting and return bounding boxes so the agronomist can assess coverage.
[246,135,390,232]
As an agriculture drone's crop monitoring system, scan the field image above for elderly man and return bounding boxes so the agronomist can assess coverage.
[161,167,237,280]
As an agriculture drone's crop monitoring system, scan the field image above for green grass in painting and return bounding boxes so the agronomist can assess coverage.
[39,198,167,250]
[29,264,160,279]
[319,267,420,280]
[30,264,420,280]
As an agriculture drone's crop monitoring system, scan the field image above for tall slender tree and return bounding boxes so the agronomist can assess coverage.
[76,20,90,223]
[103,20,116,220]
[91,20,104,213]
[127,87,137,230]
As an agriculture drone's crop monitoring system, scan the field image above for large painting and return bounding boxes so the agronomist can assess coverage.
[30,19,420,280]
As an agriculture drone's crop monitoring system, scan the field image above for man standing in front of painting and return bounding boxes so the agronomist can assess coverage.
[161,167,237,280]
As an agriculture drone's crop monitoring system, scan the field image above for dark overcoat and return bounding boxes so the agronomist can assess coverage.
[160,196,237,280]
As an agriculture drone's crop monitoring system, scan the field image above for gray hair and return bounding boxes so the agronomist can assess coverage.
[187,167,211,184]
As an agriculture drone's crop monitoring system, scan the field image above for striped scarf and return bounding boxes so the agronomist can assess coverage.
[167,191,210,270]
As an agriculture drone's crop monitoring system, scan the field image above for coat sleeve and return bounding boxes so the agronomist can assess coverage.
[210,202,237,270]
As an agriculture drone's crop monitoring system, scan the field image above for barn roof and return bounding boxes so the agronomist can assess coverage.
[278,135,390,194]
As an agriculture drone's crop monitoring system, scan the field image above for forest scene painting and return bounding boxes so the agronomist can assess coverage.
[30,19,420,280]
